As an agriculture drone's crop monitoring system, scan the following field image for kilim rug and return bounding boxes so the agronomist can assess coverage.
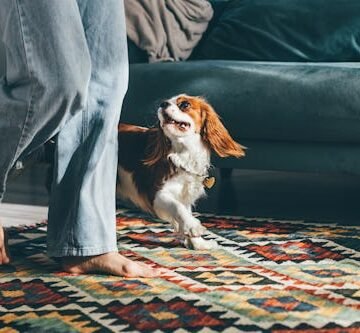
[0,210,359,332]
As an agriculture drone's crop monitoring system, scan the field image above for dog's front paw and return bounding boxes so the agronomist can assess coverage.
[188,225,207,238]
[184,237,219,250]
[182,217,207,237]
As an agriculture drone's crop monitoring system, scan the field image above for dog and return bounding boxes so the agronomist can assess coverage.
[117,94,245,250]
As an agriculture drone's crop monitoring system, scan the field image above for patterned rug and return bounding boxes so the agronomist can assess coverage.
[0,210,359,332]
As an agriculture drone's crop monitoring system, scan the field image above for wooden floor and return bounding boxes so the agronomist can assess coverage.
[0,203,48,227]
[2,163,360,227]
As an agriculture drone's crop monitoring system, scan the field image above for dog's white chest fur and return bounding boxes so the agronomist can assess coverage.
[166,137,210,204]
[161,171,206,207]
[152,136,211,237]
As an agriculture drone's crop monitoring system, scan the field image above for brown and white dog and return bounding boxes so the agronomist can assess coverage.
[117,94,245,249]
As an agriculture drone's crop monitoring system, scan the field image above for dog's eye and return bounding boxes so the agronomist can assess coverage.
[178,101,190,110]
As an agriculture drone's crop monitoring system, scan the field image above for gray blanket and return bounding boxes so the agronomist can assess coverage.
[125,0,213,62]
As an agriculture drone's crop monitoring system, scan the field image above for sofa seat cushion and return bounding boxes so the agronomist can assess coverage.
[122,60,360,143]
[193,0,360,62]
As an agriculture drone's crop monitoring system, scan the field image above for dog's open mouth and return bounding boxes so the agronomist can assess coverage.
[162,112,191,130]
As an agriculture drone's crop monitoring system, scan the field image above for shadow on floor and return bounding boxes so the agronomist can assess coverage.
[198,169,360,226]
[3,164,360,226]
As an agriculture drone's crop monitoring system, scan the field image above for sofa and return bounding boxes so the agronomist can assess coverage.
[121,0,360,176]
[1,0,360,178]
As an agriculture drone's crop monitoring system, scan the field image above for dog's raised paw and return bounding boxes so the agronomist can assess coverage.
[184,237,219,250]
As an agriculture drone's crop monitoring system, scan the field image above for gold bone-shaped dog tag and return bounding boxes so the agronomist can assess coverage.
[203,176,216,189]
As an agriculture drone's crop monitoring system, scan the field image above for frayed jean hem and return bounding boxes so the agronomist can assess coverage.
[47,245,119,258]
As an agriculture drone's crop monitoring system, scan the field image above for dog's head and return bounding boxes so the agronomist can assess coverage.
[159,94,245,154]
[144,95,245,166]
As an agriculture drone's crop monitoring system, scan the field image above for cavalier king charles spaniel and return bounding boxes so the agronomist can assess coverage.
[117,94,245,250]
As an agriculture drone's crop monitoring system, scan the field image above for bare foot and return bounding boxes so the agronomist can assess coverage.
[62,252,160,277]
[0,225,10,265]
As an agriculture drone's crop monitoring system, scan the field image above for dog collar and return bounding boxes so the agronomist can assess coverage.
[176,165,216,189]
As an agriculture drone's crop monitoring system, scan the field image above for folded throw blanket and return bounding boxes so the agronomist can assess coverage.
[125,0,213,62]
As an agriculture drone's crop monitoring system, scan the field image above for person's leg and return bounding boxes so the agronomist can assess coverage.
[0,0,158,276]
[47,0,158,276]
[0,0,91,264]
[0,227,9,264]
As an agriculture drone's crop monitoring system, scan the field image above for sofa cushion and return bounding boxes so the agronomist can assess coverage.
[193,0,360,62]
[122,61,360,144]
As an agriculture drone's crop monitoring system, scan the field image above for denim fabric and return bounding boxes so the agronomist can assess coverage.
[0,0,128,256]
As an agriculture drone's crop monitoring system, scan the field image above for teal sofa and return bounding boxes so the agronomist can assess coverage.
[1,0,360,177]
[121,0,360,175]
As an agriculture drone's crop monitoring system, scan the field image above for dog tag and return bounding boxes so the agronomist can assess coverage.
[203,176,216,189]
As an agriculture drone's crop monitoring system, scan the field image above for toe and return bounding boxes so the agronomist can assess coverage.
[123,261,160,278]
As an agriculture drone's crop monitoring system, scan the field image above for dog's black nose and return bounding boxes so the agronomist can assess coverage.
[160,101,170,109]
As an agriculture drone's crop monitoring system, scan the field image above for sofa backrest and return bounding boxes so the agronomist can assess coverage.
[193,0,360,62]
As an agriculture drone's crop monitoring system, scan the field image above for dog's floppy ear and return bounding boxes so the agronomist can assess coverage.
[143,128,171,166]
[201,101,246,158]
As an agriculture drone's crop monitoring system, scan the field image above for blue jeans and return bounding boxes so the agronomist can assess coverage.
[0,0,128,256]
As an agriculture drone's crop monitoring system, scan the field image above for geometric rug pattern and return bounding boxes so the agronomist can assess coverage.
[0,210,359,332]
